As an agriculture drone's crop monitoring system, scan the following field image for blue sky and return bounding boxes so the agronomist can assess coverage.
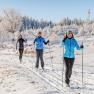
[0,0,94,22]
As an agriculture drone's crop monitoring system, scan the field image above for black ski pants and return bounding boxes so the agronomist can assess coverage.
[19,49,24,60]
[64,57,75,84]
[36,49,44,68]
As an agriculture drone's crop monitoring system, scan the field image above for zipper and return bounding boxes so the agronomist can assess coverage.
[69,39,71,58]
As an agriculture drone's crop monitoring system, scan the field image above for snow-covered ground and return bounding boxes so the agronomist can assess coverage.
[0,36,94,94]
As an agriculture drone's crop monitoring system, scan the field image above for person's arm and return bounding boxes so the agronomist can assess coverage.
[62,34,67,42]
[16,40,18,50]
[74,39,84,50]
[33,38,36,44]
[24,39,27,43]
[74,39,81,50]
[43,39,49,45]
[62,34,67,47]
[63,38,67,43]
[44,40,49,45]
[80,44,84,49]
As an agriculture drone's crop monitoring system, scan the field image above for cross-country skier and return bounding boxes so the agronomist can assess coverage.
[16,34,26,62]
[62,31,83,87]
[34,31,49,70]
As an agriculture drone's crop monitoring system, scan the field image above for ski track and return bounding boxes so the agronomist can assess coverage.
[0,43,94,94]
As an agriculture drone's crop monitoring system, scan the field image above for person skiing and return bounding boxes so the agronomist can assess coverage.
[16,34,26,62]
[62,31,83,87]
[34,31,49,70]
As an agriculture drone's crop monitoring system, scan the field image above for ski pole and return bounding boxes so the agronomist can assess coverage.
[62,42,64,87]
[82,24,85,87]
[48,43,53,71]
[81,42,84,86]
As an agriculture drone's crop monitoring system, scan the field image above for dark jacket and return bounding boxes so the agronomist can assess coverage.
[17,38,25,49]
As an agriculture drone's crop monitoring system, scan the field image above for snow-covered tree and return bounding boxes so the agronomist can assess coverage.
[1,9,22,33]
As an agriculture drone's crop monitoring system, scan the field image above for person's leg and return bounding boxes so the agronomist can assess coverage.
[19,49,23,62]
[64,57,70,85]
[69,58,75,79]
[21,49,23,59]
[36,49,40,68]
[40,50,44,69]
[19,49,22,61]
[19,49,21,60]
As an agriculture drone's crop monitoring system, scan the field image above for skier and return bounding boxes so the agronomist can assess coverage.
[62,31,83,87]
[34,31,49,70]
[16,34,26,62]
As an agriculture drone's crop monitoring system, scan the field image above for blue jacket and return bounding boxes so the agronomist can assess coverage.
[34,37,46,50]
[63,38,80,58]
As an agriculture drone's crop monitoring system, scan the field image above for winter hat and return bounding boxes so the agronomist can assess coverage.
[67,30,74,38]
[67,30,73,34]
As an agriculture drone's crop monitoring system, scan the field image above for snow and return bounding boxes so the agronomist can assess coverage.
[0,35,94,94]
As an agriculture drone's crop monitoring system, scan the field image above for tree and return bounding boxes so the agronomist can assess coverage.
[1,9,22,33]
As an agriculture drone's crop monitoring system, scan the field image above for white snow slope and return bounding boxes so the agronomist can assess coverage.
[0,36,94,94]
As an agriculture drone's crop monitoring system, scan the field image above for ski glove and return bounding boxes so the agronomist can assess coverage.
[62,37,68,42]
[80,45,84,49]
[44,40,49,45]
[47,40,50,43]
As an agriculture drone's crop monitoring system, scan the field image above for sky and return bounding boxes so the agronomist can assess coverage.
[0,0,94,22]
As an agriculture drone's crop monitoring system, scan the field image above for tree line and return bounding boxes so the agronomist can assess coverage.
[0,9,94,33]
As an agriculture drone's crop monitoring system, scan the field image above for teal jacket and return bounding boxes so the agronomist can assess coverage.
[62,38,80,58]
